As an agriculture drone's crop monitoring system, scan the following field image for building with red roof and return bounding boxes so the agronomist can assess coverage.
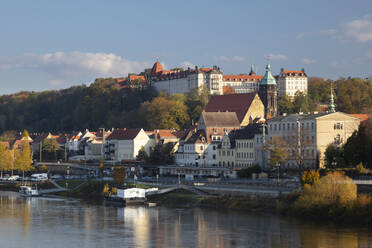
[105,128,152,162]
[205,93,265,126]
[149,62,224,95]
[277,68,308,98]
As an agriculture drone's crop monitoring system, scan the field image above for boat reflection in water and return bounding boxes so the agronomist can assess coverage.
[0,191,371,248]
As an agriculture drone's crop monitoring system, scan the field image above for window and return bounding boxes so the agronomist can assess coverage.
[212,154,216,159]
[213,146,216,150]
[334,122,343,130]
[200,146,203,150]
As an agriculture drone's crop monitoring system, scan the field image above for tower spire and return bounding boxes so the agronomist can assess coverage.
[249,64,256,75]
[329,86,336,113]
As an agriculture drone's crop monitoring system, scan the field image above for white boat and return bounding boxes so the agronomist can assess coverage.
[105,188,147,206]
[19,186,41,197]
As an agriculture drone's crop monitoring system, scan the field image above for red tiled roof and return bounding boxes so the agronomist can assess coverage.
[173,130,186,139]
[349,114,369,122]
[107,128,142,140]
[205,93,257,123]
[33,133,50,143]
[116,77,126,83]
[128,75,146,83]
[223,74,263,81]
[198,68,212,73]
[151,62,164,75]
[56,134,68,144]
[282,70,307,77]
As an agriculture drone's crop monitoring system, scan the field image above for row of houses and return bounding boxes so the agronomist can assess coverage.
[24,89,367,179]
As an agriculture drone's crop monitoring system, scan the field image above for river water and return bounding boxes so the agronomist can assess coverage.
[0,191,371,248]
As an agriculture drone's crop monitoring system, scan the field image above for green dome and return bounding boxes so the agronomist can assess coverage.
[260,64,276,85]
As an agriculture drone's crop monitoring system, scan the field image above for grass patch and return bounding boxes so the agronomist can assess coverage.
[56,179,85,189]
[147,189,200,207]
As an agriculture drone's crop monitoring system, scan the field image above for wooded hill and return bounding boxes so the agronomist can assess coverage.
[0,77,370,133]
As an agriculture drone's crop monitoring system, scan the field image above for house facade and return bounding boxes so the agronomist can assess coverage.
[105,128,152,162]
[277,68,308,98]
[150,62,224,95]
[267,112,361,168]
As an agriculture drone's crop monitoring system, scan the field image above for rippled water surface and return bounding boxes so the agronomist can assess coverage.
[0,191,371,248]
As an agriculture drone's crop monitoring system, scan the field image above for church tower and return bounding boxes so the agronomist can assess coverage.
[258,64,278,119]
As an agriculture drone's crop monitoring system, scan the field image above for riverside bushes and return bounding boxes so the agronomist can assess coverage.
[292,171,372,225]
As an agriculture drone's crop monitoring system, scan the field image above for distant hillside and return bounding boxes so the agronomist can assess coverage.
[0,78,157,133]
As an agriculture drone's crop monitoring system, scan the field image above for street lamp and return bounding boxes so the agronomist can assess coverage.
[276,163,280,185]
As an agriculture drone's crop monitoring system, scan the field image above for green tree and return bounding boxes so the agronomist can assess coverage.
[149,143,175,165]
[14,141,33,181]
[22,129,30,140]
[278,95,294,114]
[136,146,148,163]
[42,138,60,161]
[266,137,289,167]
[113,166,126,185]
[0,143,12,178]
[139,96,190,130]
[98,159,104,177]
[293,91,316,113]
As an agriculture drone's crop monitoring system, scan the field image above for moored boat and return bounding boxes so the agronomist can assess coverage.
[19,186,40,197]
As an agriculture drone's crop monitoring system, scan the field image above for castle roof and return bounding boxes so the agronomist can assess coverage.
[260,64,276,85]
[205,93,258,123]
[223,74,263,82]
[200,112,240,128]
[151,62,164,75]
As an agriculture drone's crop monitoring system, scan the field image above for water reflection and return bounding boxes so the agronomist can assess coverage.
[0,191,370,248]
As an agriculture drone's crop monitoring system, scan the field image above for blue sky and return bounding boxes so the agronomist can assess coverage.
[0,0,371,94]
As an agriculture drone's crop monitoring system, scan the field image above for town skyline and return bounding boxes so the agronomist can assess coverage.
[0,0,371,94]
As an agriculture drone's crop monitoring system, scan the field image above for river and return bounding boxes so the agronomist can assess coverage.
[0,191,371,248]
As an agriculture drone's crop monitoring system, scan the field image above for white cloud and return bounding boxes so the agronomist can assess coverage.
[302,58,316,64]
[0,51,152,87]
[180,61,195,69]
[344,15,372,42]
[215,55,246,62]
[264,54,287,61]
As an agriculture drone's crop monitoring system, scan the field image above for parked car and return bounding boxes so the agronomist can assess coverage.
[31,173,48,182]
[8,175,20,181]
[51,174,63,180]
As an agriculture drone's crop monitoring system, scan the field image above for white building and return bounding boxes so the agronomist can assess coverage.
[267,112,360,168]
[105,128,152,162]
[217,123,265,169]
[222,65,263,94]
[175,112,240,167]
[277,68,308,98]
[150,62,224,95]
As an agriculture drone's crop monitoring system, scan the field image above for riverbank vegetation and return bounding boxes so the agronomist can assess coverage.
[280,172,372,225]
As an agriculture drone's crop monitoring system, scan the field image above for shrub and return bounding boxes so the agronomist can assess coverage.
[237,165,261,178]
[300,170,320,185]
[40,164,48,173]
[356,163,368,174]
[295,172,357,210]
